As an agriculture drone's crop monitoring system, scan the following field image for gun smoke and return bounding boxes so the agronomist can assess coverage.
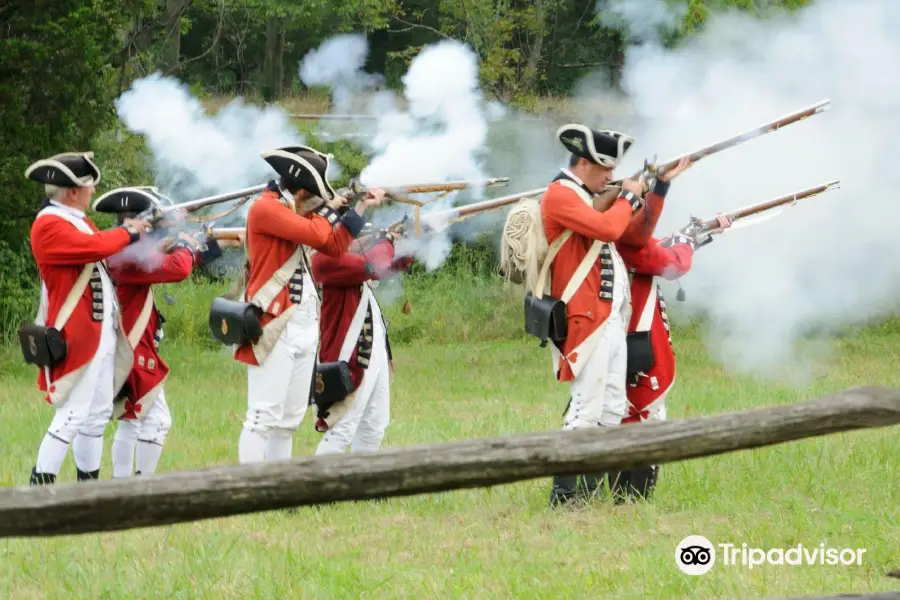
[580,0,900,381]
[115,72,304,203]
[300,36,496,271]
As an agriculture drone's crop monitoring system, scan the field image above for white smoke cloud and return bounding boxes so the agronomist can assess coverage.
[299,33,383,114]
[360,40,490,187]
[115,72,303,202]
[300,38,496,272]
[582,0,900,381]
[596,0,687,43]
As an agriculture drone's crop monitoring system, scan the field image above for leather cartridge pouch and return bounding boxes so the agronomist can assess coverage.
[626,330,655,375]
[18,323,67,368]
[208,296,263,346]
[313,361,355,415]
[524,292,568,346]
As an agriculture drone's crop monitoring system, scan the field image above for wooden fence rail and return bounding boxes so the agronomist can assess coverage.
[1,386,898,538]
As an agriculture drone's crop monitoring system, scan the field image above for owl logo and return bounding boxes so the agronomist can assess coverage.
[315,373,325,394]
[221,318,228,336]
[28,335,37,357]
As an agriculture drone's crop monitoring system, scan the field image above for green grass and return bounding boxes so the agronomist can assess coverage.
[0,282,898,598]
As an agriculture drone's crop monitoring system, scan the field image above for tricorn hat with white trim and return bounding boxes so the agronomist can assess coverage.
[556,124,634,168]
[25,151,101,187]
[92,186,166,214]
[260,145,336,201]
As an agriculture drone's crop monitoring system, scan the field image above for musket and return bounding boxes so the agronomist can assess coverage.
[138,183,268,226]
[200,226,246,242]
[341,177,511,237]
[635,99,831,183]
[412,187,548,234]
[680,180,841,236]
[338,177,511,207]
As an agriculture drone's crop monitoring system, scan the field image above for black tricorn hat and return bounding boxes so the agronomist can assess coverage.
[260,145,336,201]
[92,186,164,214]
[556,124,634,168]
[25,151,101,187]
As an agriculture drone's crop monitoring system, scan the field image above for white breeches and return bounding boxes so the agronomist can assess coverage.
[115,388,172,446]
[112,388,171,477]
[47,321,117,442]
[316,332,391,455]
[244,300,318,435]
[564,312,629,429]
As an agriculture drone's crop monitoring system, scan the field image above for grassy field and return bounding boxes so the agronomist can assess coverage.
[0,275,898,599]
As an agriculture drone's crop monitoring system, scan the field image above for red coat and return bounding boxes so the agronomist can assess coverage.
[540,177,643,381]
[616,235,695,422]
[311,237,413,388]
[30,207,136,405]
[234,188,362,366]
[107,243,199,419]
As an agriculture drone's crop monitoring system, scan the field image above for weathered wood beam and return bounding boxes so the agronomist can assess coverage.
[1,386,899,538]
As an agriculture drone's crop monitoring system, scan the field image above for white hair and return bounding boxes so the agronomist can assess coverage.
[44,184,68,201]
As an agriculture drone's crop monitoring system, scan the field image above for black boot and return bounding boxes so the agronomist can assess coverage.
[549,475,579,508]
[30,467,56,486]
[609,470,632,505]
[610,465,659,504]
[76,468,99,481]
[576,472,609,502]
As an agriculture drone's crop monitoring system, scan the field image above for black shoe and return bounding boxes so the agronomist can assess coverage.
[610,466,659,504]
[549,475,579,508]
[76,468,99,481]
[30,467,56,486]
[576,472,609,502]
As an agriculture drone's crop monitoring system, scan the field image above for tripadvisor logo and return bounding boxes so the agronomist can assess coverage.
[675,536,867,575]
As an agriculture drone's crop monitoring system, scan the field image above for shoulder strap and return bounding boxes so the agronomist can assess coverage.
[249,246,305,311]
[533,180,605,304]
[128,287,156,348]
[635,276,658,332]
[339,283,373,362]
[561,241,604,304]
[54,264,94,331]
[36,207,99,332]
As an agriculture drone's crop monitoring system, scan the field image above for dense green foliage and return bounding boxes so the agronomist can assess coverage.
[0,0,813,340]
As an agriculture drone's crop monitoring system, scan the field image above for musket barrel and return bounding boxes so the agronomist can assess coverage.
[650,99,831,178]
[699,180,840,230]
[169,184,268,213]
[427,187,548,220]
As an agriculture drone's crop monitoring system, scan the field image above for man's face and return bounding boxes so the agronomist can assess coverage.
[69,185,94,212]
[581,161,615,192]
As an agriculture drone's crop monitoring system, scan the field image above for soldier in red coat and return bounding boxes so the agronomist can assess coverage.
[612,159,732,502]
[94,187,238,477]
[538,124,654,507]
[229,146,385,465]
[310,222,414,454]
[23,152,152,485]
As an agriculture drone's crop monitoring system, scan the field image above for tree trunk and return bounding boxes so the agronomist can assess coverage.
[522,0,546,90]
[159,0,188,74]
[263,15,282,101]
